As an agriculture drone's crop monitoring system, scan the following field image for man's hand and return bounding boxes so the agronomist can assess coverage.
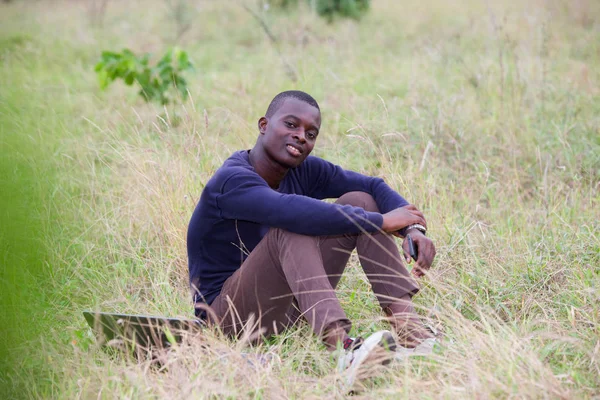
[402,230,436,278]
[381,205,427,233]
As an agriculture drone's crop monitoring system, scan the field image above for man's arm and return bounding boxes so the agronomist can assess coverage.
[215,169,385,237]
[303,157,437,274]
[216,166,428,238]
[303,156,409,213]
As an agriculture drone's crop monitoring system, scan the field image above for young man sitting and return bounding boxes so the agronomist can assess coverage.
[187,90,436,369]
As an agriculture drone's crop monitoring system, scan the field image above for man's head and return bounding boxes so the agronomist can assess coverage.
[264,90,320,119]
[257,90,321,168]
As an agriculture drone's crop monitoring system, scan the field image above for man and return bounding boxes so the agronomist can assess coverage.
[187,90,436,368]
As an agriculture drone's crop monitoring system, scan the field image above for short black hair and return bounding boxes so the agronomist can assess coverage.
[265,90,320,118]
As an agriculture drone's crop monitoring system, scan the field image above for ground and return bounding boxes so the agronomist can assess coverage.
[0,0,598,398]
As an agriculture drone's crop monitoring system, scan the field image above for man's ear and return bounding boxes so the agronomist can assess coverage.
[258,117,268,134]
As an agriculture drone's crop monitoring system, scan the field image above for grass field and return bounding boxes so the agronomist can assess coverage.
[1,0,599,398]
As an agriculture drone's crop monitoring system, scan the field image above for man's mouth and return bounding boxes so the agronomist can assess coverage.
[286,144,302,157]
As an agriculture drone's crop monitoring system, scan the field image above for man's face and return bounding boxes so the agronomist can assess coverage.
[258,98,321,168]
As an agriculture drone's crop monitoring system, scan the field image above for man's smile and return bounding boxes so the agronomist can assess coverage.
[286,143,303,157]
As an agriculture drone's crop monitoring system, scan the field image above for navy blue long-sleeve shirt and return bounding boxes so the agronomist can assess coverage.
[187,150,409,306]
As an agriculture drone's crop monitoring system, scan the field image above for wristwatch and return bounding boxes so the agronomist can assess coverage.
[399,223,427,238]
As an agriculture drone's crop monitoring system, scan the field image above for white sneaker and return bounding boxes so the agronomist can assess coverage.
[337,330,397,388]
[394,337,437,360]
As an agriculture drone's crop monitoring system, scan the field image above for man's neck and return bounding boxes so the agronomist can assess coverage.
[248,146,289,189]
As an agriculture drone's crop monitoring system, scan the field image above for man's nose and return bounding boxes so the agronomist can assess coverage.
[292,129,306,143]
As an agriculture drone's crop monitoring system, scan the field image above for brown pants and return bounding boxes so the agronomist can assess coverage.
[207,192,419,340]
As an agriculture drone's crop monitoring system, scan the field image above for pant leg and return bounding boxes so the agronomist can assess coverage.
[319,192,419,309]
[209,228,351,340]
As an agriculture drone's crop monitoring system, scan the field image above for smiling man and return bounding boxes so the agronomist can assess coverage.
[187,90,436,367]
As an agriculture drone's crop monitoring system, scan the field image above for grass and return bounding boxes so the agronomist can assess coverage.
[0,0,598,398]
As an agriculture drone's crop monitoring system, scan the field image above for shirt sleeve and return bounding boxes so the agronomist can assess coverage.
[304,157,409,213]
[215,168,384,236]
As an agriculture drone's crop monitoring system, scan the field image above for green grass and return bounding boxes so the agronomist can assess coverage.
[1,0,598,398]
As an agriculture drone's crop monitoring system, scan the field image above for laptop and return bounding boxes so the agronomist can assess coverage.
[83,310,204,350]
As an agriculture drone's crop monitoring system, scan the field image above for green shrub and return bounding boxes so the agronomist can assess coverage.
[266,0,370,21]
[315,0,370,21]
[95,47,193,105]
[267,0,299,8]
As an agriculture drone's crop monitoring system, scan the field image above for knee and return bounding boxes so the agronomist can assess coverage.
[335,191,379,212]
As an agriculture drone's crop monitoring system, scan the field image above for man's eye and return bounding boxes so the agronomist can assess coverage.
[285,121,296,128]
[307,132,317,139]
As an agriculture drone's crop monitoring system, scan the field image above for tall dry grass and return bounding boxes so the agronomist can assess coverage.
[1,0,598,398]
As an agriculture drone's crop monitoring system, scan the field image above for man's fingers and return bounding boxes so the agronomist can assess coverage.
[414,237,434,270]
[411,209,425,220]
[414,215,427,229]
[416,253,425,270]
[412,265,424,278]
[416,240,427,268]
[407,211,427,228]
[426,241,436,268]
[401,239,411,263]
[407,208,424,219]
